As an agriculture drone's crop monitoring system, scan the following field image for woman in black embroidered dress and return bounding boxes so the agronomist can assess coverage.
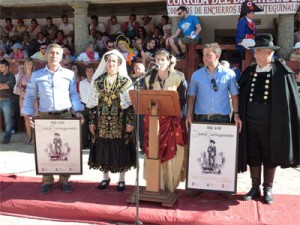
[86,49,136,191]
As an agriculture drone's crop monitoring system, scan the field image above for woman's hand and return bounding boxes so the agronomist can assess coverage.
[126,124,134,132]
[89,125,96,136]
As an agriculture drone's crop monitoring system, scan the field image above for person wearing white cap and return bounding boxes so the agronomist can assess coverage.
[289,42,300,61]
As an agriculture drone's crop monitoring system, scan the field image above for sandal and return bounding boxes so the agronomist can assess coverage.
[98,178,110,189]
[117,181,125,192]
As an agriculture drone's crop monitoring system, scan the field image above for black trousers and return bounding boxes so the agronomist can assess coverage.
[81,103,90,149]
[246,103,276,168]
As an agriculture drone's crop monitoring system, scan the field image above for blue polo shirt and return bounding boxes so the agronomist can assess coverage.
[187,64,239,115]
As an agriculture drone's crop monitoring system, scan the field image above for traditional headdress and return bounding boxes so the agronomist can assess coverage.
[86,49,133,109]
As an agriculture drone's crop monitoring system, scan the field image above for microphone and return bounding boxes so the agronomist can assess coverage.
[149,61,160,70]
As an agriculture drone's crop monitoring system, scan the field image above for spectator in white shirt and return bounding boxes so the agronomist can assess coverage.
[90,15,106,35]
[59,15,74,44]
[76,44,100,63]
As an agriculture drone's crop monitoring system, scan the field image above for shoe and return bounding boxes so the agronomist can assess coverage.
[181,52,186,59]
[117,181,125,192]
[243,186,261,201]
[1,140,9,144]
[61,182,73,193]
[40,183,55,194]
[98,178,110,189]
[263,187,274,204]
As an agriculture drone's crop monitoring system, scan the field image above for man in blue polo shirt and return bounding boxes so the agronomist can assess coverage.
[167,6,201,61]
[185,43,242,198]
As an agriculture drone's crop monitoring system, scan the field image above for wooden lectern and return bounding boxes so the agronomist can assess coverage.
[126,90,181,207]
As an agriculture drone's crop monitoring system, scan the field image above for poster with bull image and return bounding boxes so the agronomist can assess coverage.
[186,122,238,193]
[34,118,82,175]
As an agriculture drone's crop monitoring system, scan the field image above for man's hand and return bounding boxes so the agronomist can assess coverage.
[75,112,84,125]
[24,115,35,128]
[234,114,242,133]
[185,114,193,131]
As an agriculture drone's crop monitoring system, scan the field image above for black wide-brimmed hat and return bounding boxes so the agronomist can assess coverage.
[252,33,280,50]
[240,1,263,18]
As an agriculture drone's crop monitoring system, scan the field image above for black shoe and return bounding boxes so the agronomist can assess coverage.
[117,181,125,192]
[61,182,73,193]
[98,178,110,189]
[243,186,261,201]
[40,184,55,194]
[1,140,9,144]
[263,187,274,204]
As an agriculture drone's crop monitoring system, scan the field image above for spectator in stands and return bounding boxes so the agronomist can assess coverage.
[290,42,300,61]
[99,39,115,58]
[122,14,140,40]
[21,31,37,57]
[5,43,28,64]
[71,63,85,93]
[0,59,16,144]
[61,45,75,68]
[163,24,172,50]
[79,65,95,149]
[0,33,12,54]
[90,15,106,35]
[0,25,4,38]
[4,18,15,41]
[141,38,156,66]
[14,18,26,41]
[88,28,98,47]
[22,44,84,194]
[236,0,263,59]
[31,43,48,61]
[27,18,42,40]
[0,44,7,59]
[141,15,155,36]
[167,6,201,61]
[107,15,121,40]
[59,15,74,44]
[36,32,49,46]
[87,49,136,192]
[54,30,69,46]
[136,27,147,45]
[116,34,136,74]
[76,44,100,63]
[160,15,170,34]
[16,58,37,144]
[42,17,58,40]
[152,26,164,49]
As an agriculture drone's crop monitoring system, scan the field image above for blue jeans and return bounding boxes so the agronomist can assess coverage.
[0,99,12,141]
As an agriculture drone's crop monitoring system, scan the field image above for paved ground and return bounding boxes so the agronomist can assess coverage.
[1,132,300,225]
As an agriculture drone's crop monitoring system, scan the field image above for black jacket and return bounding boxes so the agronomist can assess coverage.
[238,60,300,172]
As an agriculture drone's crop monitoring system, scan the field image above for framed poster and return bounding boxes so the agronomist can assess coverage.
[186,122,238,193]
[34,118,82,175]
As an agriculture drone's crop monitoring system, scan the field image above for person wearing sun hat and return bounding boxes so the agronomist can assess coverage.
[238,33,300,204]
[289,42,300,61]
[236,0,263,59]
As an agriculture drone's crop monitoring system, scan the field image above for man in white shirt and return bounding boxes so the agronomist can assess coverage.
[89,15,106,35]
[79,65,95,149]
[59,15,74,43]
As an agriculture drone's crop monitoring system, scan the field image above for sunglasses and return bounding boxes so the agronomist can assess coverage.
[107,45,114,48]
[178,12,182,16]
[211,79,218,92]
[40,47,47,49]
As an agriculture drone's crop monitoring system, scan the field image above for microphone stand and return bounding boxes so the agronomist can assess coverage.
[121,65,157,225]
